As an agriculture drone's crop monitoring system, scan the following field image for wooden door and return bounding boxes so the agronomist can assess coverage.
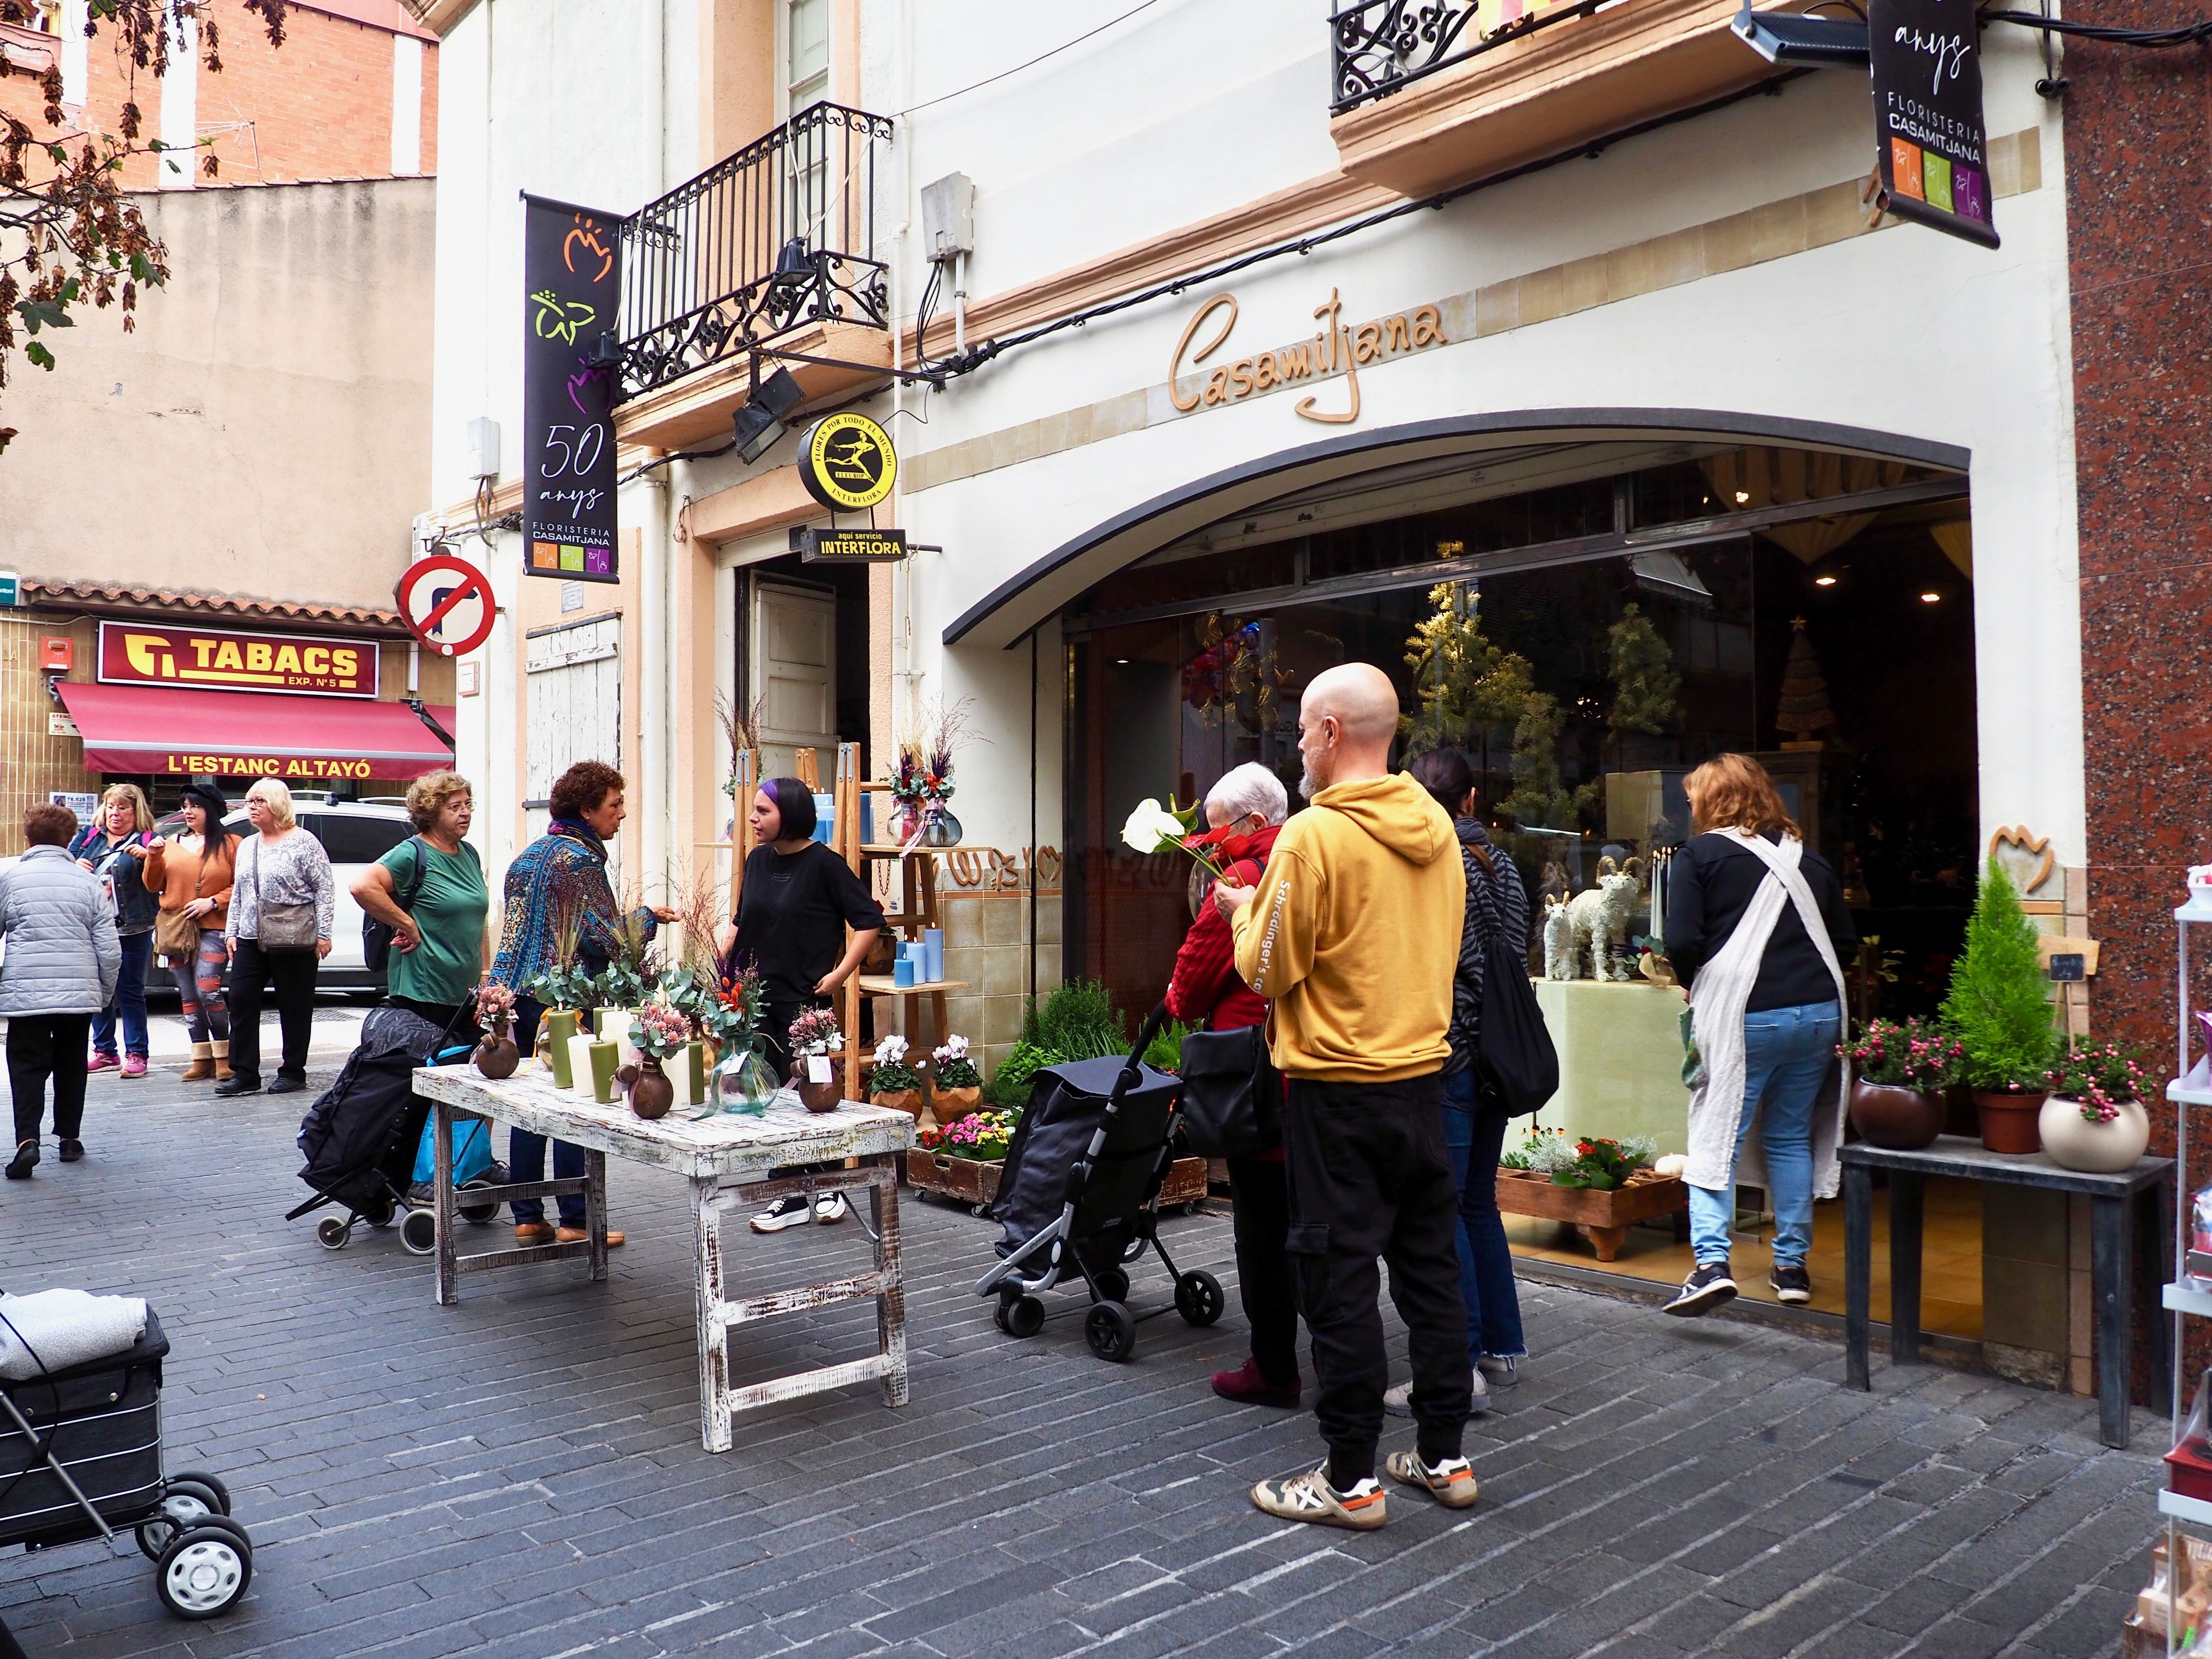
[749,579,837,783]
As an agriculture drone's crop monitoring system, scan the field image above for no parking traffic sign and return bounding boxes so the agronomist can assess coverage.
[396,554,496,658]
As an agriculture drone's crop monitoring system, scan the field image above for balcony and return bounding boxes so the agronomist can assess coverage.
[613,101,896,450]
[1329,0,1810,199]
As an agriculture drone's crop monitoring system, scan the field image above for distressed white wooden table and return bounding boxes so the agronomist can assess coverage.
[412,1067,915,1450]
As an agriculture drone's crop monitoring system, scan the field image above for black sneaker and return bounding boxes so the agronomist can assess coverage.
[57,1140,83,1164]
[3,1141,35,1180]
[1770,1262,1813,1305]
[1664,1260,1737,1318]
[750,1194,811,1233]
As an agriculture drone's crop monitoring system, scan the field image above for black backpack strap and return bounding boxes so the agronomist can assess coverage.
[396,837,430,910]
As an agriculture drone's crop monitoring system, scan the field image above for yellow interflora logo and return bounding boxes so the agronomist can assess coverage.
[799,413,897,513]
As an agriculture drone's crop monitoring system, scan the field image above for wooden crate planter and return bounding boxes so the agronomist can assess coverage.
[1495,1168,1687,1262]
[905,1150,1209,1214]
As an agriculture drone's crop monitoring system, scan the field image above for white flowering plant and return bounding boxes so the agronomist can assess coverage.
[1119,796,1225,880]
[869,1035,923,1094]
[932,1034,983,1091]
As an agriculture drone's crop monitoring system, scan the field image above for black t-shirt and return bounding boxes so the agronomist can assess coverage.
[1663,831,1859,1012]
[729,842,886,1006]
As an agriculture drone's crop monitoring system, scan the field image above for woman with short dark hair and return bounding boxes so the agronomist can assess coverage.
[719,778,883,1233]
[0,804,120,1177]
[488,760,676,1246]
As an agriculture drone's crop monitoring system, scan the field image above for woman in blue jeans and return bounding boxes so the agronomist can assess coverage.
[1662,754,1857,1317]
[1385,750,1530,1418]
[71,786,159,1080]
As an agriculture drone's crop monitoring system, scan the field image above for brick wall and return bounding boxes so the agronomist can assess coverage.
[0,0,435,190]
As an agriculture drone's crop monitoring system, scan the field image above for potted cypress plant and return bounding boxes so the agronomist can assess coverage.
[1940,860,2058,1154]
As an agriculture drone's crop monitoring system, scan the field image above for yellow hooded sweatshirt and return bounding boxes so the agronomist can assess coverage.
[1229,772,1465,1082]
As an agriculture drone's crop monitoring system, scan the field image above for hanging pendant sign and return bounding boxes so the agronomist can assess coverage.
[797,412,897,512]
[522,192,624,582]
[801,528,908,564]
[1867,0,1998,249]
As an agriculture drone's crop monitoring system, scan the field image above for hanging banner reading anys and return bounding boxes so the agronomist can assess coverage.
[1868,0,1998,249]
[522,193,623,582]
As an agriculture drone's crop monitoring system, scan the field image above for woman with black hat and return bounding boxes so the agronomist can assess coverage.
[143,784,237,1083]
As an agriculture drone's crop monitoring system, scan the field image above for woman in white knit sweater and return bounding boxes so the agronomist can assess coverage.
[216,780,334,1099]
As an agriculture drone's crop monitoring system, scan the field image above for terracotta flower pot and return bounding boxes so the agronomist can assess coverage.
[871,1088,926,1122]
[2039,1095,2150,1173]
[1973,1089,2049,1154]
[473,1018,520,1081]
[1847,1079,1947,1150]
[625,1055,674,1120]
[930,1085,981,1128]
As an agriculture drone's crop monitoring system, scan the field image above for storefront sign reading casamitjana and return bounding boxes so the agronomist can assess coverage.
[1166,287,1447,425]
[96,620,378,697]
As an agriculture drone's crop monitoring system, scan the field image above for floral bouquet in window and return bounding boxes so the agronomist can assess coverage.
[786,1006,845,1112]
[929,1034,984,1124]
[890,696,977,849]
[867,1034,926,1121]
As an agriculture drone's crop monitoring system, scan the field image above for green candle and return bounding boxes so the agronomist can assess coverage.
[588,1040,621,1105]
[546,1010,579,1089]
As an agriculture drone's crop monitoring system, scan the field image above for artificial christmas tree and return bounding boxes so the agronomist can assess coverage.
[1774,616,1836,750]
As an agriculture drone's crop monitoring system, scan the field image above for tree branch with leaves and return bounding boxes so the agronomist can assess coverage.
[0,0,289,454]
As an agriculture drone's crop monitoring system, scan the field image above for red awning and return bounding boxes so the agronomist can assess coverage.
[58,682,456,781]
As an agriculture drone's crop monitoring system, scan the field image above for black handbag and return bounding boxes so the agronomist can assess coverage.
[362,837,428,974]
[1174,1024,1281,1158]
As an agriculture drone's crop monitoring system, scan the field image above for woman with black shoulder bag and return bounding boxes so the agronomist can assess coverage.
[1166,762,1305,1410]
[217,779,333,1098]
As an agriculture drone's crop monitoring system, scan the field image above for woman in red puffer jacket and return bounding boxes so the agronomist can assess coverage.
[1166,762,1304,1409]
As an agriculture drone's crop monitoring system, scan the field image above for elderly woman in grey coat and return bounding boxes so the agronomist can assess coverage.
[1,804,121,1178]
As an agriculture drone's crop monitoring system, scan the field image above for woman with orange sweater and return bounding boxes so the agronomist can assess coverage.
[143,784,237,1082]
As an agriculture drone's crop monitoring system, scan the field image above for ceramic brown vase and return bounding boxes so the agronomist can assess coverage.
[626,1056,674,1120]
[473,1019,520,1081]
[1973,1089,2048,1154]
[1847,1080,1946,1150]
[870,1089,925,1122]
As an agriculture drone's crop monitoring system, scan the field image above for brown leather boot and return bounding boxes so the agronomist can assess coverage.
[212,1041,233,1083]
[181,1043,215,1082]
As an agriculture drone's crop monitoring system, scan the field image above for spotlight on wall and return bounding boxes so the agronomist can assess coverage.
[1730,0,1869,67]
[1733,491,1752,505]
[1814,574,1839,588]
[731,367,806,463]
[1920,591,1943,604]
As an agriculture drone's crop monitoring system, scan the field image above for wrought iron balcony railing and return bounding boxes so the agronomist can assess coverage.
[1331,0,1608,114]
[615,101,895,402]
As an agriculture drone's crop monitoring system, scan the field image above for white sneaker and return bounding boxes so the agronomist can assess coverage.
[1382,1368,1490,1418]
[1478,1354,1521,1389]
[813,1190,849,1225]
[750,1194,810,1233]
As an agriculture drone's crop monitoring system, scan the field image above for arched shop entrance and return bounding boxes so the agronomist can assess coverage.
[1003,413,1987,1334]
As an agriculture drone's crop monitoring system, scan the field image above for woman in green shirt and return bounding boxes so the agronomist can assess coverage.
[352,771,488,1030]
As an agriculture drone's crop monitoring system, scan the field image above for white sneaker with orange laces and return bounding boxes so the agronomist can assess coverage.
[1384,1450,1480,1509]
[1250,1464,1389,1530]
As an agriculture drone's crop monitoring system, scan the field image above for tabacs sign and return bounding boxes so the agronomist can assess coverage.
[97,622,378,698]
[798,412,897,513]
[1868,0,1997,248]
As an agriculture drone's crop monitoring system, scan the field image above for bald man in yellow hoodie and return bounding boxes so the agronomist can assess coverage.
[1216,662,1478,1530]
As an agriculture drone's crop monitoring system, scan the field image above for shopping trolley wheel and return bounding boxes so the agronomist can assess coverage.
[1175,1271,1226,1328]
[1084,1301,1137,1363]
[458,1193,498,1225]
[156,1523,252,1619]
[1092,1267,1130,1305]
[363,1196,397,1229]
[167,1472,232,1515]
[1005,1296,1046,1339]
[315,1217,351,1250]
[400,1210,438,1254]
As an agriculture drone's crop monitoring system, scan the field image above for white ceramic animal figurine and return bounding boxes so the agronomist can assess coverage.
[1563,858,1642,982]
[1541,895,1575,981]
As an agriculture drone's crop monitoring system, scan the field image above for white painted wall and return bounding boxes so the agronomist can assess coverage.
[391,34,424,177]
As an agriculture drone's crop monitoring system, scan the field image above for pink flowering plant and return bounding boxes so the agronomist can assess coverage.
[1843,1018,1965,1091]
[869,1035,924,1094]
[475,981,516,1033]
[634,1002,693,1063]
[2046,1041,2148,1125]
[931,1034,983,1091]
[938,1107,1017,1162]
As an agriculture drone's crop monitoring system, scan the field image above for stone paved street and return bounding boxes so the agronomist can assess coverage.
[0,1066,2166,1659]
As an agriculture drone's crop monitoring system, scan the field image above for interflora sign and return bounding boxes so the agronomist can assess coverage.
[1167,287,1447,425]
[523,193,623,582]
[798,412,898,512]
[96,622,378,697]
[1868,0,1997,248]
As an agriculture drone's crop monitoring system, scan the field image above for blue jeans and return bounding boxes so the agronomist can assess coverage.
[1687,999,1842,1268]
[507,996,586,1228]
[1439,1068,1527,1363]
[93,931,152,1060]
